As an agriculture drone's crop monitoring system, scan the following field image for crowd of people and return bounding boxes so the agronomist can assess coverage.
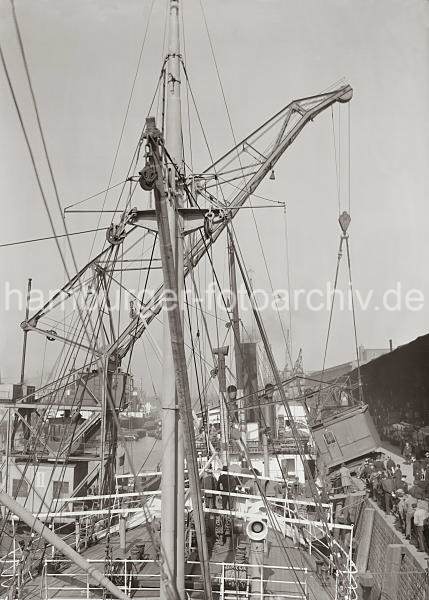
[201,465,293,512]
[358,453,429,554]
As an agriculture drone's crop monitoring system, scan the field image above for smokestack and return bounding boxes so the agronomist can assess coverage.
[389,339,393,352]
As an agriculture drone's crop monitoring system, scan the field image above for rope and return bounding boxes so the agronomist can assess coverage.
[163,141,312,591]
[283,206,294,362]
[338,105,342,213]
[331,106,341,216]
[348,103,351,214]
[197,0,292,369]
[0,38,98,350]
[9,0,80,278]
[0,227,109,249]
[143,340,158,399]
[230,231,343,573]
[319,236,344,387]
[39,338,47,388]
[0,43,70,280]
[88,0,156,259]
[180,4,194,173]
[184,277,207,449]
[2,240,128,589]
[345,236,363,403]
[179,179,321,596]
[63,181,129,211]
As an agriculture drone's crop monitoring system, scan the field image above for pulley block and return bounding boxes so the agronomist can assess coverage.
[138,162,157,191]
[204,209,215,238]
[106,223,126,246]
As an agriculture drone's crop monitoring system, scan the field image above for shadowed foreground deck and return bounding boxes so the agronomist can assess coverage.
[19,520,335,600]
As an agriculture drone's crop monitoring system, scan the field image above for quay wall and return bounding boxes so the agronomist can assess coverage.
[353,498,428,599]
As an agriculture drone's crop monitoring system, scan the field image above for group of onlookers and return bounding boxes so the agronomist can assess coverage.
[201,465,292,511]
[359,453,429,553]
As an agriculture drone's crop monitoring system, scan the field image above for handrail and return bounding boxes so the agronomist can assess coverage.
[41,558,309,600]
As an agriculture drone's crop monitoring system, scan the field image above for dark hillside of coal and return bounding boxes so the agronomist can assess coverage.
[349,334,429,453]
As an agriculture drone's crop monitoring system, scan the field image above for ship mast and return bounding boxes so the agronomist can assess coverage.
[19,277,32,384]
[161,0,185,597]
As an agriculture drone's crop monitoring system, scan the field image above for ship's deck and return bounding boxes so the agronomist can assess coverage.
[19,518,336,600]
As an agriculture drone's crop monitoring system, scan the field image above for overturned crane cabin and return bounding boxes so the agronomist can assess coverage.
[310,334,429,470]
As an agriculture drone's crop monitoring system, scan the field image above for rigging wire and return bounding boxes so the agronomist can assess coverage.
[230,231,342,574]
[10,0,83,280]
[345,236,363,404]
[39,338,48,387]
[283,206,294,363]
[113,137,344,584]
[160,133,295,590]
[1,309,104,584]
[331,106,341,216]
[3,9,116,358]
[63,180,130,211]
[0,43,71,281]
[13,239,171,596]
[322,237,343,376]
[348,102,351,214]
[180,3,194,173]
[338,104,342,212]
[155,0,169,127]
[166,129,332,588]
[143,340,159,399]
[0,227,109,249]
[178,60,218,172]
[165,155,323,595]
[8,2,111,377]
[184,277,207,453]
[1,244,119,566]
[197,0,292,370]
[1,4,355,592]
[87,0,156,259]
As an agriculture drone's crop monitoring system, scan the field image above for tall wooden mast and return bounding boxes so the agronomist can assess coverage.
[161,0,185,597]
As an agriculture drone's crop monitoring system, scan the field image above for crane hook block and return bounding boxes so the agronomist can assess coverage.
[338,211,351,235]
[139,163,157,191]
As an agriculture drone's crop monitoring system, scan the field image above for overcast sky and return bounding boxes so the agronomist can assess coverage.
[0,0,428,392]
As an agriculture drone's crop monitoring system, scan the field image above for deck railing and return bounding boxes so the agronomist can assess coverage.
[41,558,309,599]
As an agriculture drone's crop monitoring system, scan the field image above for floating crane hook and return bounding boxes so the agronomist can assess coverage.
[338,210,351,235]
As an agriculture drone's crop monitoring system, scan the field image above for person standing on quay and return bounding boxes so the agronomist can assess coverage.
[340,463,353,494]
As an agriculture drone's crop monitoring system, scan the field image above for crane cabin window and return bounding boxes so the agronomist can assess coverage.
[53,481,69,499]
[323,431,337,446]
[12,479,28,498]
